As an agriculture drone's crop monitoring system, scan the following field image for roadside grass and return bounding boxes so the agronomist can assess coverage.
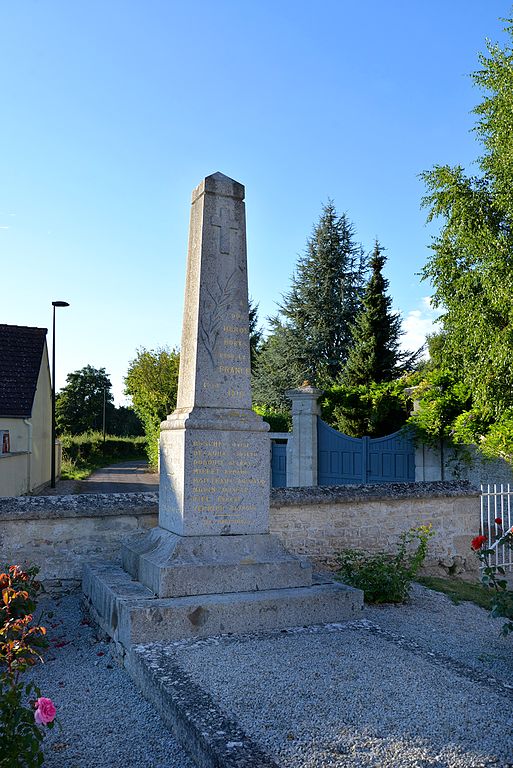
[416,575,495,610]
[61,452,147,480]
[60,432,148,480]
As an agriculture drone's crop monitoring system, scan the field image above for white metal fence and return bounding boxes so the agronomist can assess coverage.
[480,484,513,571]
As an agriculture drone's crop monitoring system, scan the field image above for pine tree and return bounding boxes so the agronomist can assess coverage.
[279,201,366,385]
[248,298,262,371]
[341,242,402,386]
[252,202,367,408]
[251,317,303,410]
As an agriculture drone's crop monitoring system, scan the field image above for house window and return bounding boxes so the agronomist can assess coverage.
[1,430,10,454]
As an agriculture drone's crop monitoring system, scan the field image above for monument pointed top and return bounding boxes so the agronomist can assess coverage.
[192,171,245,202]
[208,171,235,182]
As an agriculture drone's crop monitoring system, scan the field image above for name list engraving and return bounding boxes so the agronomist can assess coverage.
[190,438,264,525]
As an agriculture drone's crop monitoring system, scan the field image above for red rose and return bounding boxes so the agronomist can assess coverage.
[471,534,488,551]
[495,517,503,525]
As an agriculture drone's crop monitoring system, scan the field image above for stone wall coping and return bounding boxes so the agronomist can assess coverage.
[0,493,159,522]
[270,481,481,507]
[0,481,480,522]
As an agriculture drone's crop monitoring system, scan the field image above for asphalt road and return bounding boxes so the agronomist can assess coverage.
[75,460,159,494]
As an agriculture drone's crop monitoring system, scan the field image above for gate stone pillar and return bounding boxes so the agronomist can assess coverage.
[285,384,323,487]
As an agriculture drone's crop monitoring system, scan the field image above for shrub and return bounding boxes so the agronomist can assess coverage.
[0,565,56,767]
[336,525,434,603]
[252,406,291,432]
[321,380,410,438]
[60,432,146,464]
[471,524,513,636]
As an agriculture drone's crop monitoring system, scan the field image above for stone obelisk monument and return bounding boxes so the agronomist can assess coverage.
[122,171,311,598]
[159,172,270,538]
[84,173,362,646]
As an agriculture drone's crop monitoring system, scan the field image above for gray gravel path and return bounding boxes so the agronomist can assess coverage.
[28,592,194,768]
[26,585,513,768]
[164,584,513,768]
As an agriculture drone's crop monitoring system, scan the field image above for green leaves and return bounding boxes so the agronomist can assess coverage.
[0,567,51,768]
[56,365,115,435]
[321,379,410,438]
[420,17,513,422]
[406,368,472,447]
[336,525,434,604]
[124,347,180,468]
[472,525,513,636]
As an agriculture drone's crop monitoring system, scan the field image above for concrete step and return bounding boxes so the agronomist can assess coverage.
[83,561,363,652]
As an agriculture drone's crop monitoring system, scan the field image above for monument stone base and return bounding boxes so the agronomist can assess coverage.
[82,560,364,652]
[121,528,313,597]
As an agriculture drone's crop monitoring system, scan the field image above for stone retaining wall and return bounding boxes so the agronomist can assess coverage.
[0,493,158,591]
[270,481,480,577]
[0,482,480,590]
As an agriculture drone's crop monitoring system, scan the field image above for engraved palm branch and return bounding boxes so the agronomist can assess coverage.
[200,271,238,368]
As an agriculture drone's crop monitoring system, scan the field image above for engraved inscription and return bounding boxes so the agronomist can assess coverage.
[190,438,264,524]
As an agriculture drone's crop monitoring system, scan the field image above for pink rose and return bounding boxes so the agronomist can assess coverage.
[34,697,56,725]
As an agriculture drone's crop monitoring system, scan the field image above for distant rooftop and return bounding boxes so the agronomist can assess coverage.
[0,325,48,417]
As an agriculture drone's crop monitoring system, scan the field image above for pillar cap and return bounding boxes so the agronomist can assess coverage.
[285,383,324,399]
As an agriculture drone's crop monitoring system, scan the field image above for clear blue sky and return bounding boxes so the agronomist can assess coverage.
[1,2,510,404]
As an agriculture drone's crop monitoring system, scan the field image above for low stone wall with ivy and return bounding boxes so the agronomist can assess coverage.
[0,481,480,591]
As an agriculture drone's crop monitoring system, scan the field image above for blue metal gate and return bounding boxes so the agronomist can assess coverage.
[271,442,287,487]
[317,419,415,485]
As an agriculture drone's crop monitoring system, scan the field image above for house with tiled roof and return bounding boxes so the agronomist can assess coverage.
[0,325,52,495]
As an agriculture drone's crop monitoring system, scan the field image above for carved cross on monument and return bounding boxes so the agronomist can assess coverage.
[211,206,239,260]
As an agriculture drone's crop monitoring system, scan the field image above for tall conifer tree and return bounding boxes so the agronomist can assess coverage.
[279,201,366,385]
[252,202,367,408]
[341,242,402,386]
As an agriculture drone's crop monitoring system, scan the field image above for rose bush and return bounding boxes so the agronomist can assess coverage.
[34,698,56,726]
[472,525,513,636]
[0,565,57,768]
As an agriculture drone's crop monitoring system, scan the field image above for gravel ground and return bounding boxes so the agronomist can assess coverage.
[26,585,513,768]
[167,584,513,768]
[27,593,194,768]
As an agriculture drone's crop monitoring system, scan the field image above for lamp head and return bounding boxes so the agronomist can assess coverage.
[52,301,70,308]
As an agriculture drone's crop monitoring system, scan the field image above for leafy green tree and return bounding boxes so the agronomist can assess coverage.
[56,365,114,435]
[420,17,513,420]
[341,242,404,387]
[108,405,144,437]
[124,347,180,467]
[406,368,471,477]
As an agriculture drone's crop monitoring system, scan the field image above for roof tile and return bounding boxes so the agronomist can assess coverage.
[0,325,47,417]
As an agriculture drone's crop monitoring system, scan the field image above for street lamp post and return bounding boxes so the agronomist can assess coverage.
[51,300,69,488]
